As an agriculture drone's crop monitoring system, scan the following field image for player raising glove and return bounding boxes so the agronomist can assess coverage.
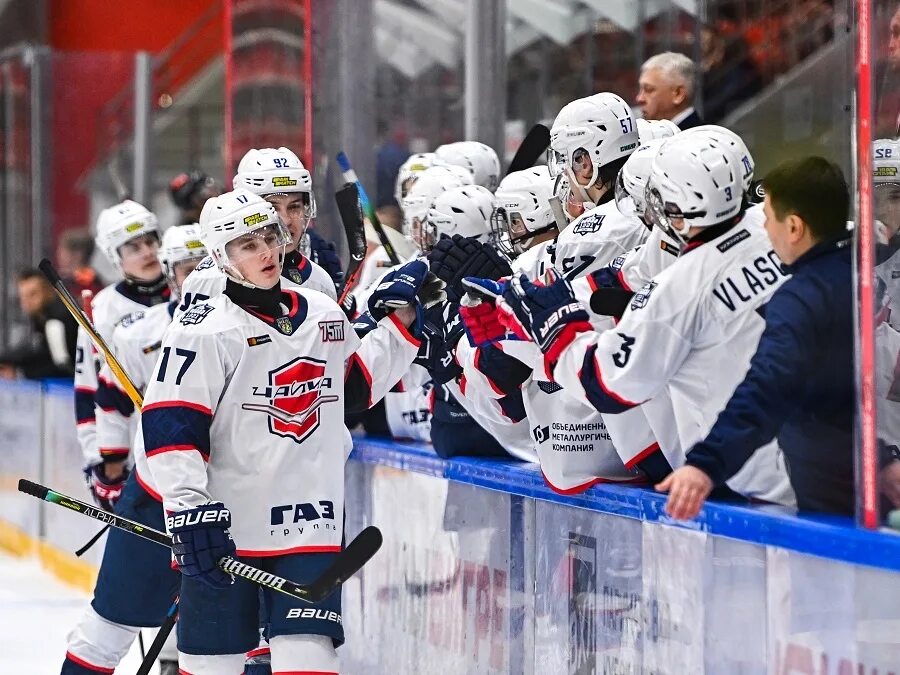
[497,269,592,373]
[166,502,237,589]
[458,277,516,346]
[428,234,513,303]
[367,259,446,324]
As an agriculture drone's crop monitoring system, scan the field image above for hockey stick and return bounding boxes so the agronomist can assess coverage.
[335,183,369,306]
[336,151,401,266]
[135,597,178,675]
[39,259,143,409]
[506,124,550,176]
[18,479,383,603]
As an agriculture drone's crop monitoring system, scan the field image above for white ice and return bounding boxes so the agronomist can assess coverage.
[0,549,160,674]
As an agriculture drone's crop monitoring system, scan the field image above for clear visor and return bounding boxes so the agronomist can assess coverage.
[614,171,640,219]
[547,148,567,177]
[416,211,449,252]
[117,231,161,261]
[645,187,686,250]
[222,222,291,267]
[875,183,900,235]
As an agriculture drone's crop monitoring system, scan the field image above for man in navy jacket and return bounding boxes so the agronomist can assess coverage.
[658,156,865,517]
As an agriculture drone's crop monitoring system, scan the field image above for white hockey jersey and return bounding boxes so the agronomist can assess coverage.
[74,281,169,467]
[140,288,420,553]
[456,239,646,492]
[95,302,173,469]
[553,199,648,279]
[177,251,336,318]
[553,222,796,505]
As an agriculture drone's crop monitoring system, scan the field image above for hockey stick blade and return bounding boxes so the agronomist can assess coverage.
[18,479,382,604]
[336,151,400,265]
[335,183,367,303]
[506,124,550,176]
[302,526,383,602]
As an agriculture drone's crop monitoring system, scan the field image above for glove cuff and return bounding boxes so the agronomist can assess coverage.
[166,502,232,533]
[543,320,593,380]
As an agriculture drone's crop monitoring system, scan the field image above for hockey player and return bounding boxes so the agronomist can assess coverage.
[62,225,208,675]
[434,141,502,192]
[179,146,336,312]
[453,162,649,491]
[488,131,794,506]
[548,93,647,279]
[140,190,429,673]
[74,200,169,512]
[873,138,900,328]
[169,170,222,225]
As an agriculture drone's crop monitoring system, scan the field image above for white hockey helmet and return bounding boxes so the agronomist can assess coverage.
[234,146,316,218]
[645,132,745,249]
[683,125,754,194]
[637,118,680,142]
[158,224,208,298]
[614,139,667,227]
[548,93,640,190]
[420,184,494,252]
[95,199,161,271]
[198,189,291,289]
[395,152,440,206]
[491,166,557,255]
[401,165,473,244]
[434,141,501,191]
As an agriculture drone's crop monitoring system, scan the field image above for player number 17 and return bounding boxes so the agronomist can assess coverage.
[156,347,197,385]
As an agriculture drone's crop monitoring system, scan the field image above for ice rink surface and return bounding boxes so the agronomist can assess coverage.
[0,550,158,674]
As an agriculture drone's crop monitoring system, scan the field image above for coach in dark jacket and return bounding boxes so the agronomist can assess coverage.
[658,157,859,517]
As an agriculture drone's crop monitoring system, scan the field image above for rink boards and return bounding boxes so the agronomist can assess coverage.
[1,380,900,674]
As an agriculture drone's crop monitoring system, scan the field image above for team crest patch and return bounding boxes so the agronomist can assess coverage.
[630,281,657,311]
[276,316,294,335]
[573,214,605,236]
[241,356,338,445]
[180,303,214,325]
[287,268,303,284]
[196,256,216,271]
[610,254,627,271]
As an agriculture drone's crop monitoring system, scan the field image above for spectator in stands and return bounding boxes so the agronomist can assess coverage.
[376,124,411,209]
[56,228,104,297]
[0,269,78,380]
[636,52,703,129]
[701,24,762,123]
[888,3,900,67]
[657,156,858,518]
[168,170,222,224]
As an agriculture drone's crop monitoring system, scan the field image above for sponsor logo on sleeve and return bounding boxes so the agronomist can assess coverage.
[319,320,345,342]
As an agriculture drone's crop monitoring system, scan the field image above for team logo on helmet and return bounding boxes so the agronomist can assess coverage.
[242,356,338,445]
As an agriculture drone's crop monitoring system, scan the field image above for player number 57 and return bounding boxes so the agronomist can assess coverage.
[156,347,197,385]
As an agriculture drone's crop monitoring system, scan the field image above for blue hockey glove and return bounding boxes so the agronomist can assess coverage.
[367,259,430,320]
[84,463,130,512]
[166,502,236,589]
[499,269,592,354]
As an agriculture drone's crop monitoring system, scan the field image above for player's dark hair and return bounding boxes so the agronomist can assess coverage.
[16,268,45,283]
[60,228,95,265]
[762,156,849,241]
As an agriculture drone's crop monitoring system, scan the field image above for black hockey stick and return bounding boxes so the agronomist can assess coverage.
[336,151,401,266]
[18,479,383,603]
[335,183,369,306]
[506,124,550,176]
[135,597,178,675]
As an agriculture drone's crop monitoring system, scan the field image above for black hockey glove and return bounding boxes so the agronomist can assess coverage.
[429,235,512,304]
